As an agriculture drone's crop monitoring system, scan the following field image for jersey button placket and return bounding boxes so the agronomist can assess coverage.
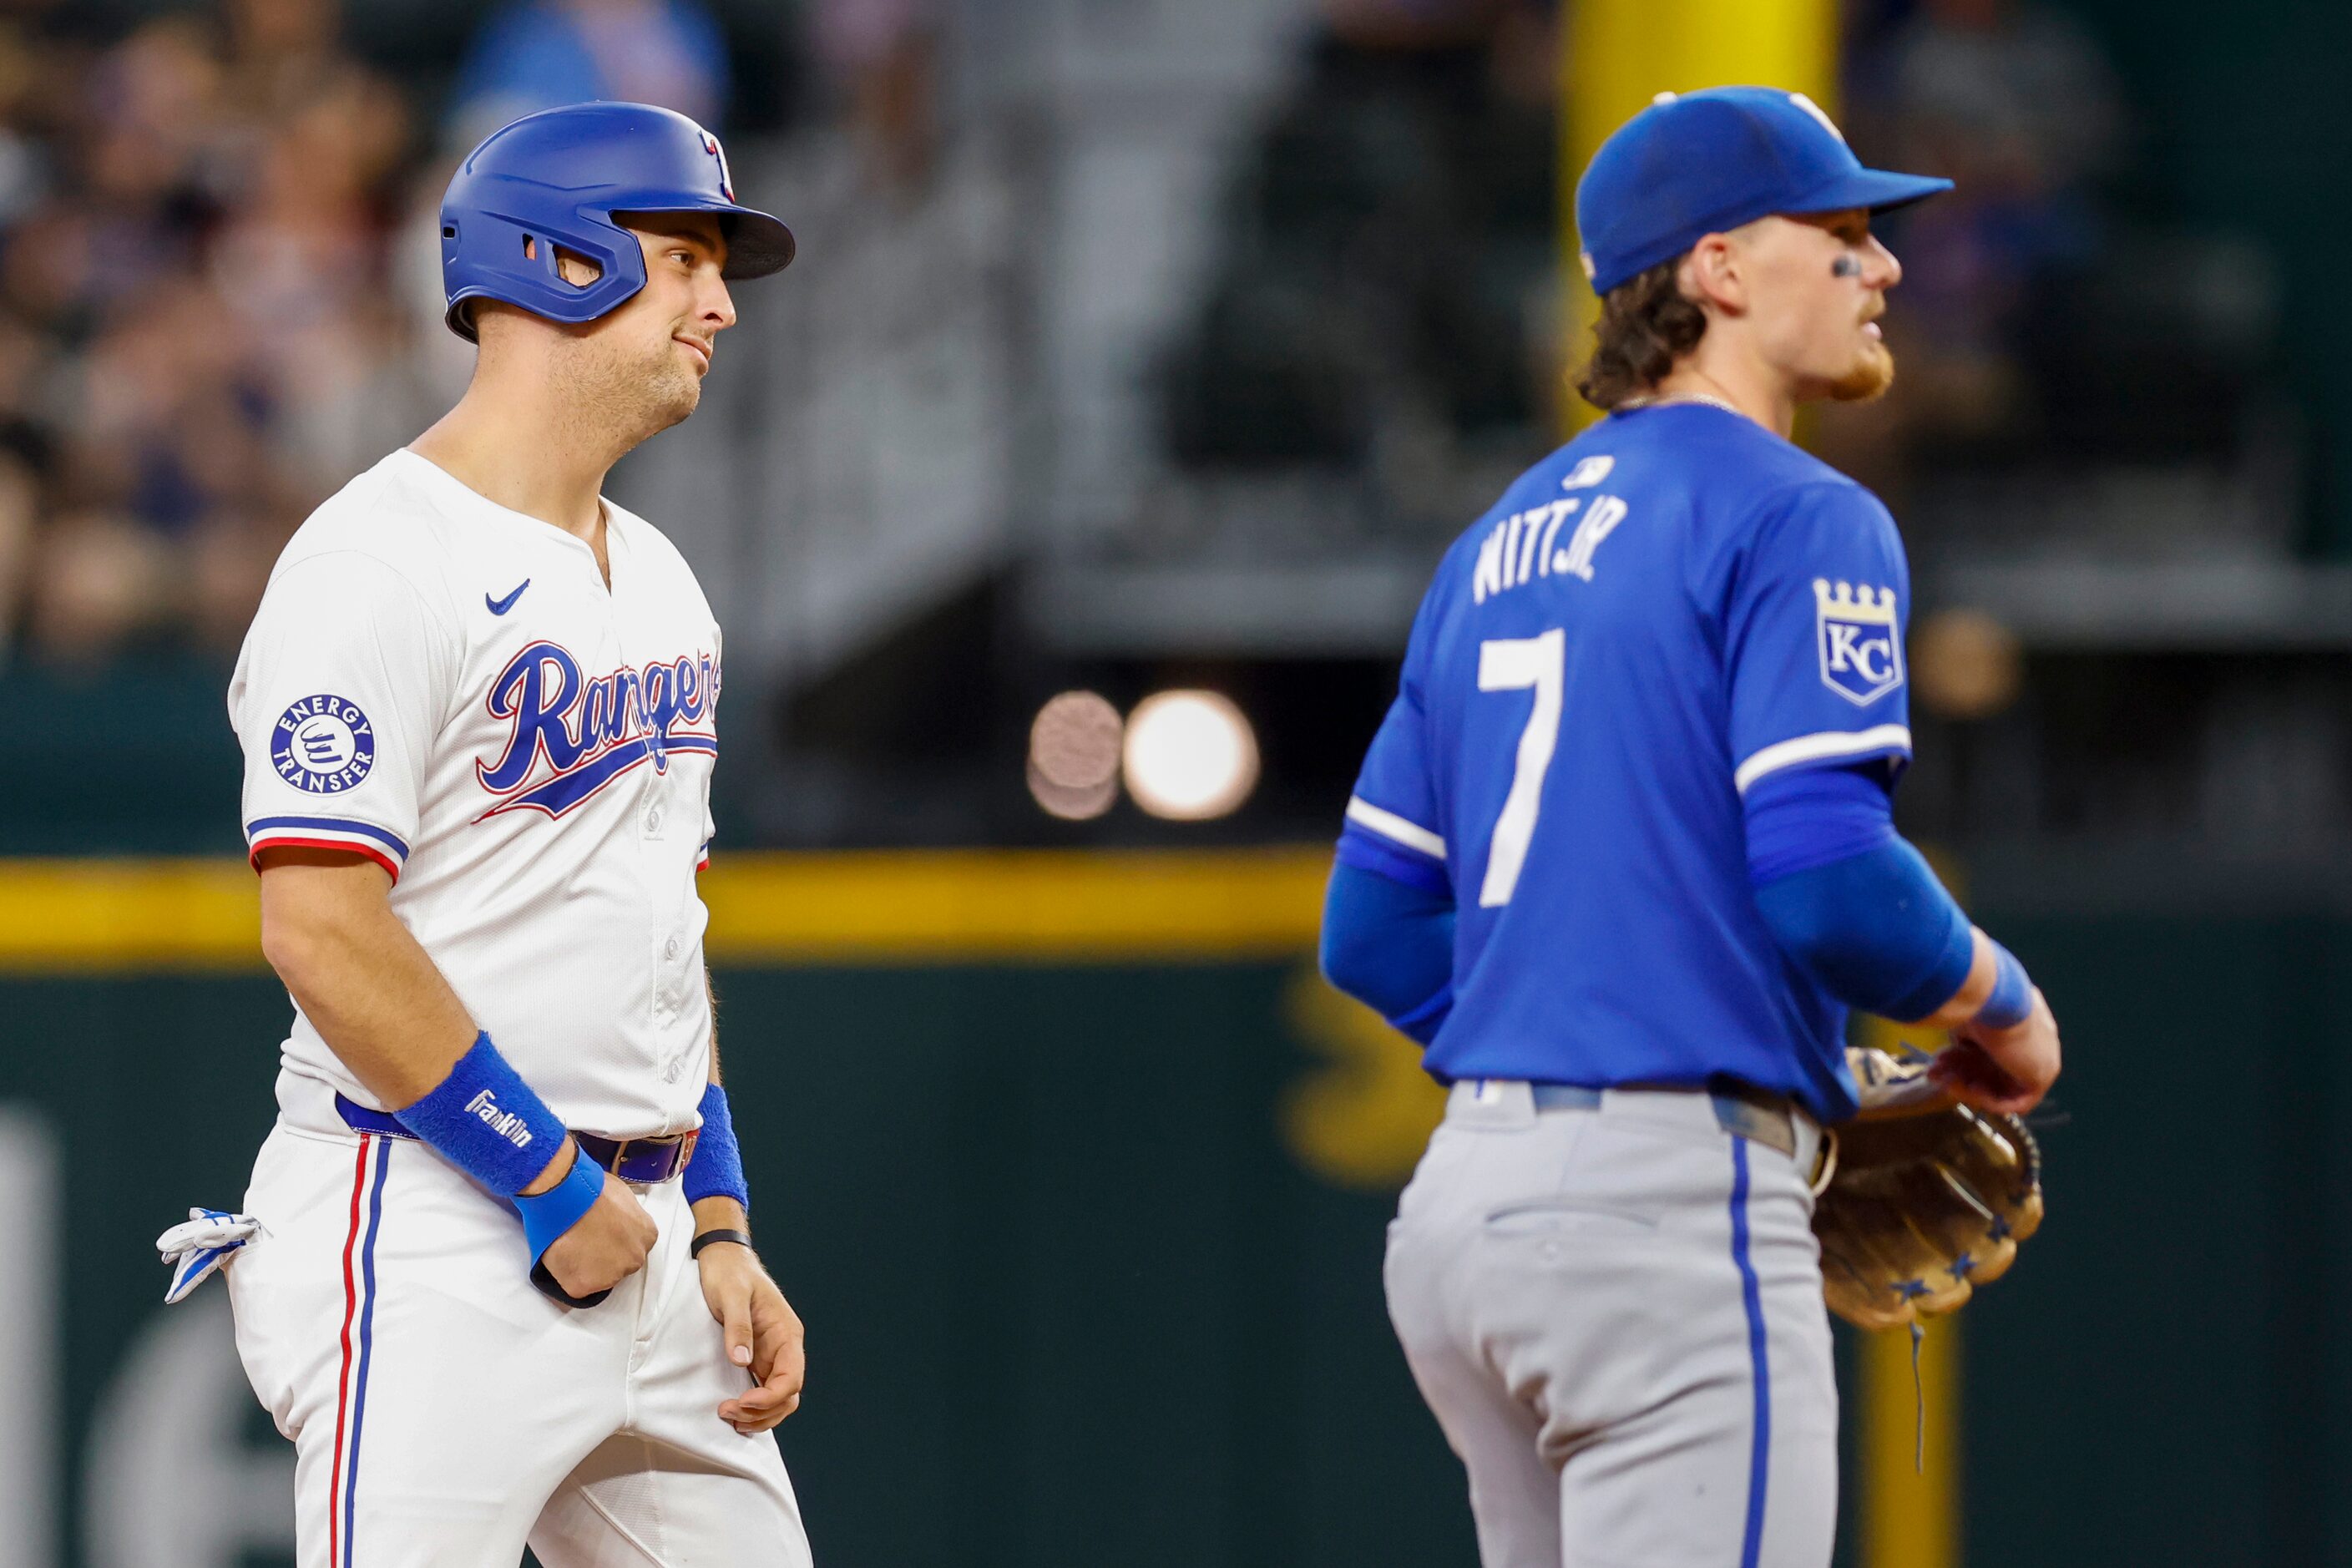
[631,701,670,1060]
[605,550,677,1164]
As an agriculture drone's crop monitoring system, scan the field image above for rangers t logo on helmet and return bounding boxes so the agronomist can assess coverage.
[700,129,735,203]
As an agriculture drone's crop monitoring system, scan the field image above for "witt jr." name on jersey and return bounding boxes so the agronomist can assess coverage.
[1471,454,1628,604]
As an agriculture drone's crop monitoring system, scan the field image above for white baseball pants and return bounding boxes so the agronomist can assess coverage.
[225,1082,813,1568]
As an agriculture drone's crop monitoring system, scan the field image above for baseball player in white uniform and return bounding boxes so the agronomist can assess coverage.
[165,104,813,1566]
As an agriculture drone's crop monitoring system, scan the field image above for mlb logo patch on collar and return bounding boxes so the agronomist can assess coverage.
[1814,579,1904,706]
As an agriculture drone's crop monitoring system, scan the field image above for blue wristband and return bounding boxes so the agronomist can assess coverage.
[1975,940,2033,1029]
[392,1033,568,1196]
[514,1145,605,1266]
[682,1082,750,1211]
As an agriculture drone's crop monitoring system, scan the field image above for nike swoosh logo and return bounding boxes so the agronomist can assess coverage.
[485,579,530,616]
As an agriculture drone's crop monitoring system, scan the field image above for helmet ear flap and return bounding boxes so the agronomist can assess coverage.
[519,231,580,286]
[533,235,615,291]
[545,215,640,302]
[441,204,647,340]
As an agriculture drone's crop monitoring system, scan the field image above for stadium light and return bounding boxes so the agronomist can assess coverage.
[1122,690,1258,821]
[1912,608,2024,721]
[1027,690,1123,819]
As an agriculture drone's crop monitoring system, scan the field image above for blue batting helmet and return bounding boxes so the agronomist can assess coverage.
[439,101,796,342]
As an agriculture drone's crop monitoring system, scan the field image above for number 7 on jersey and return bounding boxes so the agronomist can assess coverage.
[1475,629,1564,907]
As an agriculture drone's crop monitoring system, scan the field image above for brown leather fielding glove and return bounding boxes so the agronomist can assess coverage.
[1813,1046,2046,1331]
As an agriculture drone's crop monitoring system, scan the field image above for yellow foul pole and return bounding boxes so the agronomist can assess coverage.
[1558,0,1839,434]
[1852,1019,1965,1568]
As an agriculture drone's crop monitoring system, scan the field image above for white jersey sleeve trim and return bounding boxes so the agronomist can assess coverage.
[1733,725,1914,794]
[1344,796,1446,859]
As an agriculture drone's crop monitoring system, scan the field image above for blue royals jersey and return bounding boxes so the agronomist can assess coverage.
[1337,402,1914,1124]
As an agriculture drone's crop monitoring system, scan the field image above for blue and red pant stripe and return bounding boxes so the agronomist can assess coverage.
[326,1132,392,1566]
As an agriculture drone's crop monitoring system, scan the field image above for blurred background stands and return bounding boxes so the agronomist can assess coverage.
[0,0,2348,880]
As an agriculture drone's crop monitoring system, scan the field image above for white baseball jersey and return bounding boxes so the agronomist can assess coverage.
[230,448,722,1139]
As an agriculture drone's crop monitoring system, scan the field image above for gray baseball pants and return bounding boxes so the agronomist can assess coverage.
[1383,1079,1837,1568]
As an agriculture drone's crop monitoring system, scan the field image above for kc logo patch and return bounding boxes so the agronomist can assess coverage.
[1814,580,1903,706]
[271,695,377,794]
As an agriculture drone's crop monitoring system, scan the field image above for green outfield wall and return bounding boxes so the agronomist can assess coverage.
[1,854,2345,1567]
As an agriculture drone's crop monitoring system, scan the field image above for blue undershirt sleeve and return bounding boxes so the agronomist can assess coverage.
[1746,764,1977,1023]
[1743,761,1903,884]
[1319,860,1456,1045]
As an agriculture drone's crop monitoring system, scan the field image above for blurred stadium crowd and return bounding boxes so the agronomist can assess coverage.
[0,0,2278,649]
[1160,0,2280,561]
[0,0,412,664]
[0,0,935,669]
[0,0,2325,859]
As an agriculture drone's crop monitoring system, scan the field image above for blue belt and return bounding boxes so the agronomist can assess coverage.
[1525,1080,1803,1161]
[336,1095,696,1184]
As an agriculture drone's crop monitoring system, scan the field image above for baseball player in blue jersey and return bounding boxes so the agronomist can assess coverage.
[1320,89,2062,1567]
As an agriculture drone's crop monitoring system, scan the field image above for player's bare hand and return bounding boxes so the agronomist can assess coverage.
[539,1165,658,1298]
[1932,987,2060,1115]
[701,1242,805,1434]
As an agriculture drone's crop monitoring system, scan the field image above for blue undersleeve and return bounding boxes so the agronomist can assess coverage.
[1743,762,1900,884]
[1753,837,1976,1021]
[1319,861,1455,1044]
[1745,765,1975,1021]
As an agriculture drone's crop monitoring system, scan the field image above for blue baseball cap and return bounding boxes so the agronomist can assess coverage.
[1574,86,1952,296]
